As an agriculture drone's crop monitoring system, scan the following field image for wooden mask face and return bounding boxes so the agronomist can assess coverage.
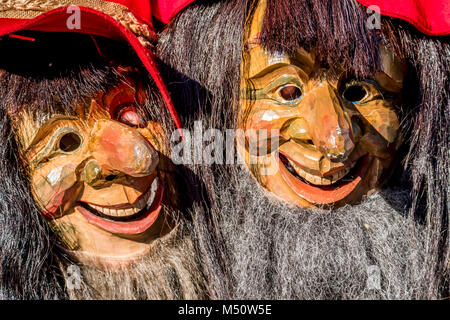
[13,69,175,262]
[237,0,406,207]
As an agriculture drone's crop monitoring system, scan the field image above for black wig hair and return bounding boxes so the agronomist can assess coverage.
[0,31,175,299]
[158,0,250,299]
[158,0,449,299]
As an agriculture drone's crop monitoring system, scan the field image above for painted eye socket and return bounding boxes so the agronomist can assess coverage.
[343,84,368,103]
[278,85,302,102]
[116,104,145,128]
[58,132,82,152]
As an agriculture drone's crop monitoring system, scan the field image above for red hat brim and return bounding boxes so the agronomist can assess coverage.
[356,0,450,36]
[0,6,183,130]
[151,0,196,24]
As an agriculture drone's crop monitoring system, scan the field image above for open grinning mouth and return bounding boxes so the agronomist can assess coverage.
[76,177,164,234]
[278,153,370,205]
[79,178,159,222]
[279,153,361,188]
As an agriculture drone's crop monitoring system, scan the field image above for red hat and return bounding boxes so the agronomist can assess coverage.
[0,0,193,130]
[151,0,196,24]
[356,0,450,36]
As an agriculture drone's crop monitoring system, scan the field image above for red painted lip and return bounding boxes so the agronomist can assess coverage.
[279,154,371,205]
[77,181,164,235]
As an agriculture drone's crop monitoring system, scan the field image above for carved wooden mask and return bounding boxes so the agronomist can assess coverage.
[237,0,406,207]
[13,68,175,262]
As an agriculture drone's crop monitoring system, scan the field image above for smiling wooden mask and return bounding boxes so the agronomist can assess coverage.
[13,68,176,262]
[237,0,406,207]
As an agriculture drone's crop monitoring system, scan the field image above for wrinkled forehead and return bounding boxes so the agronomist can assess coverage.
[243,0,405,83]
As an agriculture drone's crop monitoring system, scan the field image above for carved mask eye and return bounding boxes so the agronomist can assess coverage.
[278,85,302,101]
[343,84,368,103]
[58,132,82,152]
[115,105,145,128]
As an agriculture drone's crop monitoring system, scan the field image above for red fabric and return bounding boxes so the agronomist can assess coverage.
[107,0,153,27]
[0,4,183,131]
[151,0,196,24]
[356,0,450,36]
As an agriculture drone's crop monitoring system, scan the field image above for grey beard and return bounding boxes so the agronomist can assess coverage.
[208,165,436,299]
[65,221,208,300]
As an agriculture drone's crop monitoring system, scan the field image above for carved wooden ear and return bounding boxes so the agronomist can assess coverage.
[88,99,111,127]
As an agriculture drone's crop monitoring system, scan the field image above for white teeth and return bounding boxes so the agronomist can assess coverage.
[287,160,354,186]
[147,177,158,207]
[85,177,159,217]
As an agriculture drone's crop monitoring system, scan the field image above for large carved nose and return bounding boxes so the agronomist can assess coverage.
[300,83,355,162]
[83,120,158,187]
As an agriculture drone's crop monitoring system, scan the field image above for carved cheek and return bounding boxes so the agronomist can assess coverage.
[248,109,282,130]
[31,162,80,218]
[359,101,400,143]
[244,102,297,147]
[357,101,400,158]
